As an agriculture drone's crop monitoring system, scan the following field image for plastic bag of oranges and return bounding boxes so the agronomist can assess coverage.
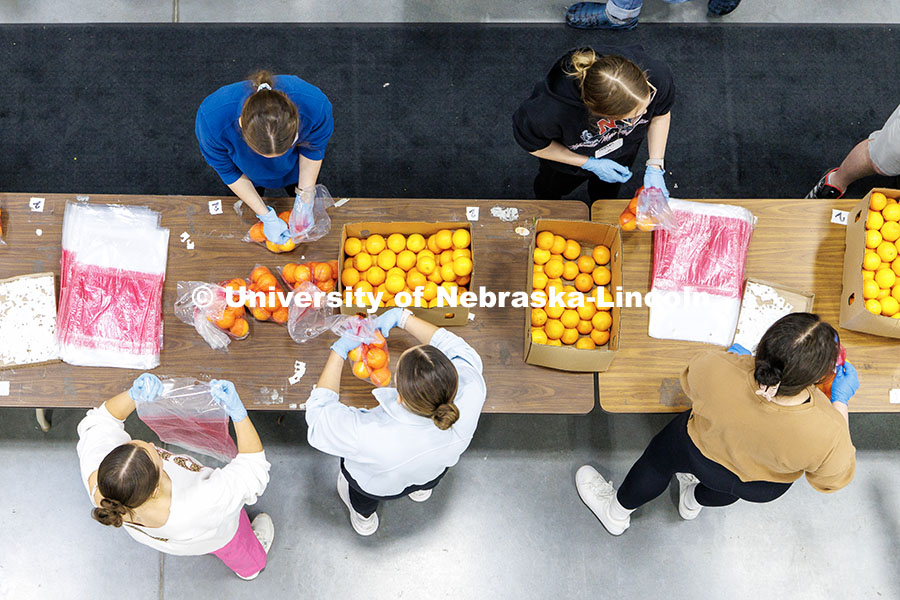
[279,259,339,294]
[618,186,678,233]
[286,280,340,343]
[243,185,335,254]
[174,281,251,351]
[334,315,392,387]
[246,265,291,324]
[245,210,297,254]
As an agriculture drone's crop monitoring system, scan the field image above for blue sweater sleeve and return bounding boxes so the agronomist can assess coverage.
[195,103,243,185]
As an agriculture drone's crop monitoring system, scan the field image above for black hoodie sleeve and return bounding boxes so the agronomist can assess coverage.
[512,96,561,153]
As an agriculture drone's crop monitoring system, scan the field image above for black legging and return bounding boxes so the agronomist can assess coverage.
[341,460,449,518]
[617,411,793,510]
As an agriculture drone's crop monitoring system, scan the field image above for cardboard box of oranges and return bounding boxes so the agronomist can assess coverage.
[337,222,475,327]
[524,219,622,372]
[840,188,900,338]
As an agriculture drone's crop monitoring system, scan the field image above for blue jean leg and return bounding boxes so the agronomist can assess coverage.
[606,0,642,23]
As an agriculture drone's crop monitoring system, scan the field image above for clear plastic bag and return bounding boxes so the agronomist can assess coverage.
[242,209,296,253]
[278,260,339,294]
[287,280,341,343]
[173,281,250,351]
[136,378,238,463]
[246,264,290,324]
[289,184,334,245]
[335,315,392,387]
[636,187,678,233]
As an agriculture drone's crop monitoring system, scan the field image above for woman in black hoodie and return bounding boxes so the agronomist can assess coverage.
[513,46,674,204]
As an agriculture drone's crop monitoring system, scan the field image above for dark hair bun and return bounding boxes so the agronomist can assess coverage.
[432,403,460,431]
[92,498,127,528]
[754,359,784,387]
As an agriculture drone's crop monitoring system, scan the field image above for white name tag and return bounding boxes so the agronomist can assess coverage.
[594,138,623,158]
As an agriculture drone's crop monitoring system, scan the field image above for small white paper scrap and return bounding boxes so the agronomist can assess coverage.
[334,197,350,208]
[208,200,223,215]
[514,226,530,237]
[186,240,195,250]
[289,361,307,385]
[75,195,90,202]
[890,389,900,404]
[382,83,390,88]
[29,197,45,212]
[466,206,480,221]
[180,231,190,243]
[0,381,9,396]
[468,312,475,321]
[831,209,849,225]
[35,229,42,237]
[289,403,298,409]
[294,360,305,371]
[491,206,519,222]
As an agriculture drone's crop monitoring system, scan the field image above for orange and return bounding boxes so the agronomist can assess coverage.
[534,248,552,265]
[881,221,900,242]
[356,281,374,294]
[370,367,392,387]
[577,255,596,273]
[407,269,427,290]
[546,280,564,297]
[877,241,898,262]
[453,256,473,277]
[452,248,471,261]
[575,337,596,350]
[893,258,900,277]
[385,274,406,294]
[417,254,437,275]
[439,250,455,266]
[619,211,637,231]
[875,268,896,289]
[550,235,567,255]
[533,272,549,290]
[577,302,597,321]
[863,251,881,271]
[313,263,333,284]
[435,229,453,250]
[271,307,289,323]
[862,270,875,281]
[276,239,296,253]
[865,298,882,315]
[387,233,406,253]
[278,210,291,223]
[251,307,271,321]
[370,331,387,349]
[365,347,388,369]
[282,263,298,283]
[215,311,236,330]
[546,339,563,346]
[257,273,277,291]
[595,287,614,309]
[426,234,441,254]
[532,308,548,327]
[317,279,335,293]
[871,192,888,211]
[563,239,581,260]
[376,250,397,270]
[341,268,360,288]
[354,252,373,272]
[532,329,548,345]
[544,319,564,340]
[575,273,594,293]
[592,266,611,286]
[867,229,883,249]
[590,329,610,346]
[344,237,363,257]
[592,311,613,331]
[386,267,406,280]
[452,229,471,249]
[365,234,386,255]
[401,233,423,253]
[248,222,266,242]
[592,245,611,265]
[230,318,249,338]
[352,361,372,379]
[893,284,900,301]
[397,250,417,271]
[544,259,565,279]
[328,260,339,277]
[423,281,438,301]
[867,210,884,231]
[536,231,555,251]
[883,203,900,222]
[545,302,565,319]
[250,266,269,282]
[881,296,900,316]
[440,263,457,282]
[533,264,544,275]
[878,288,890,300]
[576,320,593,335]
[561,328,579,345]
[427,269,444,284]
[863,279,880,299]
[344,258,354,270]
[560,309,580,329]
[562,261,579,281]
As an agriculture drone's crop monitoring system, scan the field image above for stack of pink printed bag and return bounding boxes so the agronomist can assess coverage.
[57,202,169,369]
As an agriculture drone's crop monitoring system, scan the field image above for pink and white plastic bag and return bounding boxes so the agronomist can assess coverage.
[57,202,168,368]
[648,199,755,346]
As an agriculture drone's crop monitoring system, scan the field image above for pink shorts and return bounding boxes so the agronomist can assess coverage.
[211,509,267,578]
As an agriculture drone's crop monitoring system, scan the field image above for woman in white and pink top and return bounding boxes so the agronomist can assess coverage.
[76,374,273,580]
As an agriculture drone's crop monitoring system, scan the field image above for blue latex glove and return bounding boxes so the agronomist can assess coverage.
[581,158,632,183]
[727,343,752,355]
[830,362,860,406]
[331,334,361,360]
[129,373,163,403]
[257,207,291,244]
[209,379,248,422]
[643,166,670,198]
[374,308,405,338]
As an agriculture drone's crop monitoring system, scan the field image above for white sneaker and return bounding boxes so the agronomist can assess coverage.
[676,473,703,520]
[337,471,379,536]
[237,513,274,580]
[408,489,433,502]
[575,465,630,536]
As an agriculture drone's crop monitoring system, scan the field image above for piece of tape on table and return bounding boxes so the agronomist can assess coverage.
[891,389,900,404]
[0,381,9,396]
[466,206,480,221]
[208,200,223,215]
[29,197,45,212]
[831,210,849,225]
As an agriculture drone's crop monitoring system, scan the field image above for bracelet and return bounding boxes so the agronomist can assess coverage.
[646,159,665,170]
[397,308,413,329]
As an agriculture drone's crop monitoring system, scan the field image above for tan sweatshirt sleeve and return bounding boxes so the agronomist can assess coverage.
[805,431,856,493]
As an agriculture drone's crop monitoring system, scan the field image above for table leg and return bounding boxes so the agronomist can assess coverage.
[35,408,51,432]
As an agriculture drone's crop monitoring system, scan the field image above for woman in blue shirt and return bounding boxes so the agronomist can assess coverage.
[306,308,487,536]
[195,70,334,243]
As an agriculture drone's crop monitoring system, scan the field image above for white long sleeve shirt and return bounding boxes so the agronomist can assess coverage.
[76,403,270,556]
[306,328,487,497]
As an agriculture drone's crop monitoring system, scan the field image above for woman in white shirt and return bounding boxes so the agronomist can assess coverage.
[306,308,487,536]
[76,374,274,580]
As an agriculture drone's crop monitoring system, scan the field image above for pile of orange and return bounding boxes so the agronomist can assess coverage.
[248,211,297,253]
[245,266,290,323]
[341,229,473,307]
[617,187,654,232]
[531,231,614,349]
[348,331,392,387]
[281,260,339,293]
[212,279,251,338]
[861,192,900,318]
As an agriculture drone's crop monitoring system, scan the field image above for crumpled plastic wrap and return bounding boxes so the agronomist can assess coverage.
[57,202,168,369]
[174,281,251,352]
[335,315,392,387]
[648,199,755,346]
[287,280,341,343]
[288,184,334,244]
[136,378,237,463]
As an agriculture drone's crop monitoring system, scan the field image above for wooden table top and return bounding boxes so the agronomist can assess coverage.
[591,198,900,413]
[0,193,595,414]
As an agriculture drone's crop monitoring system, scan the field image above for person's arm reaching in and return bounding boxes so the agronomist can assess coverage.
[530,141,632,183]
[643,112,671,197]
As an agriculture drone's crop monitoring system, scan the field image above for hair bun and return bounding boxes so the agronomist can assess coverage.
[92,498,127,528]
[754,359,783,387]
[432,403,460,431]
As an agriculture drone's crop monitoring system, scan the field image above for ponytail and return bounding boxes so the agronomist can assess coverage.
[432,402,460,431]
[92,498,129,528]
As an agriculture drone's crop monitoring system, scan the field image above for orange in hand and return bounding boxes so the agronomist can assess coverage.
[248,222,266,242]
[366,347,388,370]
[352,361,373,379]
